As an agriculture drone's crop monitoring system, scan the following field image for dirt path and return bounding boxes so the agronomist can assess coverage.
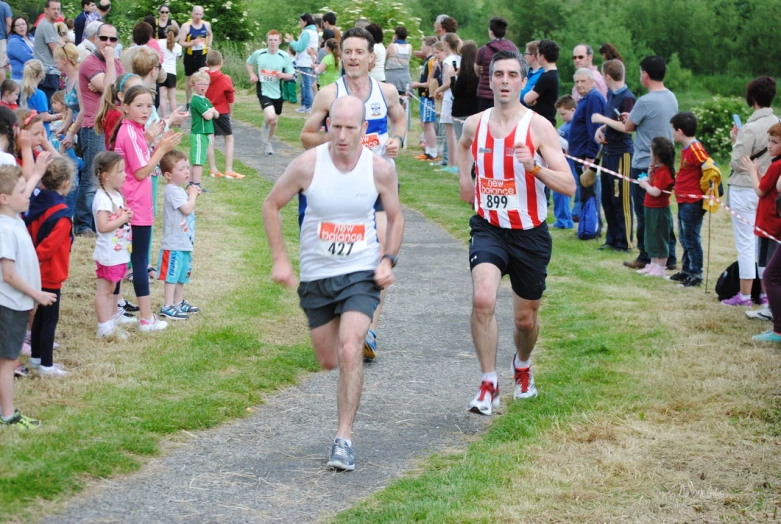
[44,119,520,523]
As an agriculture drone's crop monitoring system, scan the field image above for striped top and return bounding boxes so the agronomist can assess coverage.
[472,109,547,230]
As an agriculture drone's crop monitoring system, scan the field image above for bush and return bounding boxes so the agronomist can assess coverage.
[690,96,752,159]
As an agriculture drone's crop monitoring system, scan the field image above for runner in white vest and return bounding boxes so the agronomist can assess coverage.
[301,27,407,363]
[263,95,404,472]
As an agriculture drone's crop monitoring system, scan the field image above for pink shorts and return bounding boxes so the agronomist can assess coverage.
[96,262,127,283]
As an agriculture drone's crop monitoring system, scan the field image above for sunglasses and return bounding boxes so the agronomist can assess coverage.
[572,55,586,60]
[98,35,119,42]
[159,10,169,13]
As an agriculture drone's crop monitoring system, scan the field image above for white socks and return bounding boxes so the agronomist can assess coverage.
[482,372,498,387]
[97,321,115,336]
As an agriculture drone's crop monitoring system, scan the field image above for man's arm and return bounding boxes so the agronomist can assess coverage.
[458,113,480,204]
[300,85,335,149]
[372,156,405,288]
[382,83,406,158]
[178,23,192,47]
[89,47,118,92]
[262,151,316,288]
[245,59,257,83]
[529,117,577,196]
[205,21,213,50]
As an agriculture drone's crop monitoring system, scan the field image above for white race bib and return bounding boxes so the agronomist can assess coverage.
[260,68,280,83]
[361,133,381,151]
[317,222,367,257]
[479,177,520,211]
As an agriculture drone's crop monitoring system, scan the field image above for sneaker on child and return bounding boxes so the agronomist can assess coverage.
[139,315,168,332]
[746,307,772,321]
[160,304,189,320]
[721,293,753,307]
[178,300,200,314]
[0,409,40,430]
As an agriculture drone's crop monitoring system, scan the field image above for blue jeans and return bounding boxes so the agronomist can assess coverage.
[569,158,581,218]
[74,127,104,233]
[678,202,705,277]
[630,167,677,264]
[552,191,574,228]
[298,67,314,109]
[575,162,602,237]
[65,168,79,218]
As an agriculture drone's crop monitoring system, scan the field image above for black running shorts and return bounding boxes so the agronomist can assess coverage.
[468,215,552,301]
[297,270,381,329]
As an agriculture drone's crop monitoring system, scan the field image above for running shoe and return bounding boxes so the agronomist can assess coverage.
[139,315,169,332]
[363,329,377,362]
[438,166,459,174]
[721,293,752,307]
[752,330,781,343]
[159,305,189,321]
[759,296,769,306]
[513,362,538,399]
[39,364,68,377]
[14,365,28,378]
[668,271,688,282]
[681,275,703,287]
[98,328,129,341]
[210,171,225,178]
[0,409,40,430]
[118,299,139,312]
[415,153,435,161]
[746,307,772,321]
[468,380,501,415]
[224,171,246,179]
[295,107,310,114]
[327,438,355,471]
[178,300,200,314]
[265,142,274,155]
[113,308,137,325]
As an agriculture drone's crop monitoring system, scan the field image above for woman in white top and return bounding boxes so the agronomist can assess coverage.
[365,24,386,82]
[434,33,461,172]
[385,26,413,96]
[157,26,182,119]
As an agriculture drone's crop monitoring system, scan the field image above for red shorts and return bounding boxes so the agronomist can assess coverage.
[96,262,127,283]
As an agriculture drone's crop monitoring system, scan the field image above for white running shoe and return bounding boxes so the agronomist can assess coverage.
[113,309,137,325]
[746,307,772,321]
[139,315,168,333]
[468,381,500,415]
[513,363,538,400]
[39,364,68,377]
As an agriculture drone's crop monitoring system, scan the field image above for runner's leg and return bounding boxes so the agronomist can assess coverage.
[471,263,503,373]
[336,310,370,439]
[310,317,340,370]
[511,294,541,362]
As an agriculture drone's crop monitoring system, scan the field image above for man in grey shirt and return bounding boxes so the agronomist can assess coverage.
[33,0,61,103]
[621,55,678,270]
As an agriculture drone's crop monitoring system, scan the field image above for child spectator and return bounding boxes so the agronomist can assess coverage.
[48,91,84,180]
[189,71,219,190]
[158,150,200,320]
[0,106,18,166]
[0,164,56,428]
[749,124,781,341]
[312,38,340,89]
[23,157,75,376]
[14,109,60,181]
[204,51,244,179]
[92,151,135,339]
[21,60,62,136]
[432,33,461,174]
[0,80,20,110]
[553,95,577,229]
[95,73,143,151]
[637,137,676,278]
[742,123,781,315]
[670,111,710,287]
[411,36,439,162]
[113,85,182,332]
[157,26,182,119]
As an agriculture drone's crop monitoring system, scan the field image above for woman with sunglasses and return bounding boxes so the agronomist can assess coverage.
[7,17,35,85]
[156,5,178,40]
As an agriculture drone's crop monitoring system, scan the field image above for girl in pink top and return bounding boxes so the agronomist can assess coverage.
[113,85,182,331]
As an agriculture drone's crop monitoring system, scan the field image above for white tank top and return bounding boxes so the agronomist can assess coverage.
[299,144,380,281]
[385,43,411,71]
[472,108,547,230]
[335,76,389,156]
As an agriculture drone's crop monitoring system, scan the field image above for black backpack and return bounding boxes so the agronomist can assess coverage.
[714,261,762,302]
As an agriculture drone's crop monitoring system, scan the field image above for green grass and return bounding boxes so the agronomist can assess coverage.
[0,150,317,519]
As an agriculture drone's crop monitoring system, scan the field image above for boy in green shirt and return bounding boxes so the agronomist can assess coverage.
[189,71,219,190]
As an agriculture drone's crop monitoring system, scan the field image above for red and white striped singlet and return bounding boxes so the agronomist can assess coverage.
[471,108,547,230]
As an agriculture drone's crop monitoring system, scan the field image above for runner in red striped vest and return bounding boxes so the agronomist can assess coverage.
[457,50,576,415]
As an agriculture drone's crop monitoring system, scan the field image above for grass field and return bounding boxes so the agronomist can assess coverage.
[2,92,779,522]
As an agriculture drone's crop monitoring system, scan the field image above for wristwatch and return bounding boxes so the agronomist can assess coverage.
[528,164,542,176]
[382,254,398,267]
[391,135,405,148]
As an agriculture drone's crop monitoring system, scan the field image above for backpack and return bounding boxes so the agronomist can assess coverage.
[714,261,762,301]
[577,195,599,240]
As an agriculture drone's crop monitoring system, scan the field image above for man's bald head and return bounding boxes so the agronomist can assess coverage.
[330,96,366,125]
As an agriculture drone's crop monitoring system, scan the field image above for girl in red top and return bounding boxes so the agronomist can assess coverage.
[0,80,20,110]
[637,137,676,278]
[23,158,75,376]
[743,123,781,312]
[94,73,142,151]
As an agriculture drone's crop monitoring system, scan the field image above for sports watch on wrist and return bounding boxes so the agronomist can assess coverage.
[382,254,398,267]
